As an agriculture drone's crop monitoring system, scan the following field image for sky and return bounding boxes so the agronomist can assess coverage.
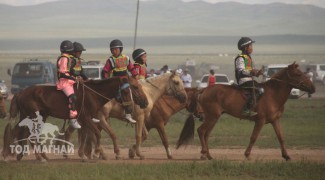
[0,0,324,8]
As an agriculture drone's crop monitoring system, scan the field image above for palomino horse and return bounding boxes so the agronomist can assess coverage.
[2,76,148,161]
[66,72,187,160]
[80,88,198,160]
[177,62,315,160]
[0,93,6,118]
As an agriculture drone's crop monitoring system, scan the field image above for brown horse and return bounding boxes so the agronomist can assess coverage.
[65,72,187,160]
[81,87,198,160]
[0,93,6,118]
[177,62,315,160]
[2,76,148,161]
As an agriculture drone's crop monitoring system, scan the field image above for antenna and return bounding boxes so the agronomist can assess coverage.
[133,0,140,50]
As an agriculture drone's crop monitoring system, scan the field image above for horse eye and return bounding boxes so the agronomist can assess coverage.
[174,81,179,85]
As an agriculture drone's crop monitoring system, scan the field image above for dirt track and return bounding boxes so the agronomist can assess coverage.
[3,146,325,163]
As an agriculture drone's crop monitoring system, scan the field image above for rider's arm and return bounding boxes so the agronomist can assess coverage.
[58,57,76,81]
[127,58,138,77]
[102,59,112,79]
[235,57,251,76]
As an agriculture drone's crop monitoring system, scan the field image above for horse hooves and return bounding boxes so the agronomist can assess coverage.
[128,148,135,159]
[167,155,173,159]
[283,155,291,161]
[200,155,207,160]
[40,159,48,163]
[207,156,213,160]
[16,154,23,161]
[139,155,145,160]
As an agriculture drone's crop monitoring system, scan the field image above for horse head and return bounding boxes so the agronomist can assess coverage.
[166,71,187,103]
[285,62,316,94]
[127,75,149,109]
[0,93,6,118]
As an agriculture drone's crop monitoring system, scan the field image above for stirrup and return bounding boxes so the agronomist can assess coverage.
[125,114,136,124]
[70,119,81,129]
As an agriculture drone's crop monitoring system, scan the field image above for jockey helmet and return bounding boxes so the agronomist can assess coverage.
[110,39,123,52]
[132,48,146,61]
[73,42,86,52]
[237,37,255,51]
[60,40,74,53]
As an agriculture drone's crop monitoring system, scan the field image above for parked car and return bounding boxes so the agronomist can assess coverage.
[82,64,103,80]
[8,59,56,94]
[265,64,300,98]
[196,73,233,88]
[0,80,9,100]
[306,64,325,85]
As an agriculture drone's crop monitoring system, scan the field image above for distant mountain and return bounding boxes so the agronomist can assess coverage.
[1,0,325,40]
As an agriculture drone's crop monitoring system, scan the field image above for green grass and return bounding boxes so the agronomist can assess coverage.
[0,160,324,180]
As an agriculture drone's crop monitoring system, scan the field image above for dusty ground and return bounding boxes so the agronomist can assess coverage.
[2,146,325,164]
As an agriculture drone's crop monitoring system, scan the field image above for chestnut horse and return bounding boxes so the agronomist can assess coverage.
[177,62,315,160]
[80,87,198,160]
[2,76,148,161]
[0,93,6,118]
[65,72,187,160]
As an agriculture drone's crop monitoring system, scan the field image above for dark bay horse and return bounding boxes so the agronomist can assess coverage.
[178,62,315,160]
[0,93,6,118]
[2,76,148,161]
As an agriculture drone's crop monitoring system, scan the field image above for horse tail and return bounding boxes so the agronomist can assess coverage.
[176,114,195,149]
[2,123,14,158]
[9,93,20,119]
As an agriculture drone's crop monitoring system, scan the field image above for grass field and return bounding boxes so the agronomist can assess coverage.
[0,96,324,179]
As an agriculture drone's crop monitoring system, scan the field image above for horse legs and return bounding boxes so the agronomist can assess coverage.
[134,114,145,160]
[99,116,120,159]
[78,127,88,160]
[156,123,172,159]
[245,120,265,159]
[62,125,75,159]
[271,119,290,161]
[197,114,219,160]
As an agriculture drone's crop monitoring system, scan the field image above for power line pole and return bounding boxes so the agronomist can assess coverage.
[133,0,140,50]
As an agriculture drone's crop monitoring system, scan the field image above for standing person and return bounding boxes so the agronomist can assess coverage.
[305,67,313,98]
[234,37,263,116]
[101,39,138,123]
[208,69,215,87]
[56,40,81,129]
[132,48,148,81]
[181,69,192,88]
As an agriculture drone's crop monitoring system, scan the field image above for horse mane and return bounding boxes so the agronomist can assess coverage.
[141,73,172,86]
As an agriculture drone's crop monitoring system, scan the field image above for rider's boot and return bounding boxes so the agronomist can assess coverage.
[125,114,136,124]
[70,118,81,129]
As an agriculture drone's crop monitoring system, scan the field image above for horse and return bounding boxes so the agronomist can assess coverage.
[0,93,6,118]
[79,87,198,160]
[2,76,148,161]
[177,62,315,160]
[65,72,187,160]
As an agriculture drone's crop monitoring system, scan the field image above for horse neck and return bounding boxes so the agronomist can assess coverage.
[84,78,120,104]
[265,75,292,106]
[144,74,171,103]
[159,95,186,115]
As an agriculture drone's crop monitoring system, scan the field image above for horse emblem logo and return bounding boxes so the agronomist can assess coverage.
[17,111,64,145]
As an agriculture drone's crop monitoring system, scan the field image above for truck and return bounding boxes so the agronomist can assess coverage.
[8,59,57,94]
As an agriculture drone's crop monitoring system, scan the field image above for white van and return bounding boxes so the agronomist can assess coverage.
[82,64,104,80]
